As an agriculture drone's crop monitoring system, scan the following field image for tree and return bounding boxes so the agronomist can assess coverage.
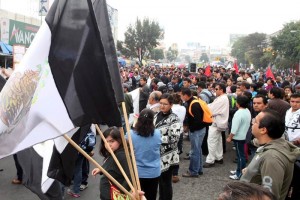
[272,21,300,67]
[116,40,130,57]
[150,49,164,60]
[231,33,267,68]
[165,47,178,62]
[121,18,164,64]
[199,53,209,62]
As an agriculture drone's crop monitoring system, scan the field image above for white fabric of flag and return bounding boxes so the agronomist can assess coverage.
[0,22,74,159]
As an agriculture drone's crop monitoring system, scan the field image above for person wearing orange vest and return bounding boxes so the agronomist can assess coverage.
[180,88,207,177]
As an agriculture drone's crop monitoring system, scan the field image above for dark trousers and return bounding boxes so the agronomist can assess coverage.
[177,133,183,154]
[140,177,159,200]
[72,154,84,194]
[81,157,90,185]
[233,140,246,178]
[13,154,23,180]
[159,166,174,200]
[172,165,179,176]
[222,131,226,153]
[201,126,209,156]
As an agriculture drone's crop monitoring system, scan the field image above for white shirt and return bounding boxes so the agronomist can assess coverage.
[285,108,300,141]
[172,104,186,124]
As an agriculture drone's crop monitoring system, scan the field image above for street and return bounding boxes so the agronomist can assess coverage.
[0,135,237,200]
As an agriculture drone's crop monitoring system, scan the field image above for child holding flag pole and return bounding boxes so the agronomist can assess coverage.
[64,102,143,200]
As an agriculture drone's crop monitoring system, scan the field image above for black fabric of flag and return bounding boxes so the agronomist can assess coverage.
[18,125,90,200]
[47,125,91,186]
[15,0,123,199]
[46,0,123,127]
[18,148,64,200]
[0,76,6,91]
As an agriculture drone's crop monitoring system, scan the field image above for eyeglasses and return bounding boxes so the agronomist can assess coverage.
[160,102,170,106]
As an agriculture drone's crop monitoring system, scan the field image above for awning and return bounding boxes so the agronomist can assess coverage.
[0,41,12,54]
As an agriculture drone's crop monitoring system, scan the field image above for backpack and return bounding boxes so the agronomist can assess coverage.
[80,130,96,152]
[200,91,215,103]
[188,97,213,125]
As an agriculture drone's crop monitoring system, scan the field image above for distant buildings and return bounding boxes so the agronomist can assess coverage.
[0,9,40,47]
[0,3,119,46]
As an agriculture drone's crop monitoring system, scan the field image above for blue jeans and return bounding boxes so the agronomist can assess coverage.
[72,154,84,194]
[189,128,206,175]
[233,140,246,178]
[81,157,90,185]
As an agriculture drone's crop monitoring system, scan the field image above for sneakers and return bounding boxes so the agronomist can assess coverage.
[80,184,88,191]
[11,179,22,184]
[67,189,80,198]
[230,170,236,175]
[229,174,240,180]
[172,176,180,183]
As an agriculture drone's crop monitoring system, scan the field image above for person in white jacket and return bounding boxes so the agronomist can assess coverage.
[204,83,229,168]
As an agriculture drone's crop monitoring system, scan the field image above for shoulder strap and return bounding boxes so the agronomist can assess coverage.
[188,97,199,117]
[201,91,211,100]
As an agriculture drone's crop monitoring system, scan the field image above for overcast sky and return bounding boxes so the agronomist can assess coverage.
[107,0,300,48]
[1,0,299,48]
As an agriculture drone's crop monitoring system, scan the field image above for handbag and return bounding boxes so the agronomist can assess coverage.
[109,181,130,200]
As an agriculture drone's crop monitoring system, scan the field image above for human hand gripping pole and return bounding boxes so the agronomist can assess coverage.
[95,125,135,193]
[63,134,135,199]
[121,102,141,193]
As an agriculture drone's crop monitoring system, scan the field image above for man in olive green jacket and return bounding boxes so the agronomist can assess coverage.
[241,109,300,200]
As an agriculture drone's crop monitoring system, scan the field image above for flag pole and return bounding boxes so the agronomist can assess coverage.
[119,127,138,191]
[122,102,141,192]
[62,134,135,199]
[94,125,135,192]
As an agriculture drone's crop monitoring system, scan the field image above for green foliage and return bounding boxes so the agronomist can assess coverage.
[199,53,209,62]
[272,21,300,64]
[117,40,130,57]
[273,56,294,69]
[231,33,267,68]
[166,47,178,62]
[259,50,273,68]
[150,49,164,60]
[121,18,164,63]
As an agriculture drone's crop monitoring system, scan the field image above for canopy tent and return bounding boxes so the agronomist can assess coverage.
[0,41,12,55]
[0,41,13,68]
[118,57,126,67]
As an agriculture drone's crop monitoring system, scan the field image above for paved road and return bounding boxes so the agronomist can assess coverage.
[0,135,237,200]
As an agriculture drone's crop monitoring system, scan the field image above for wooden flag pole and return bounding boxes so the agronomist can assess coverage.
[121,102,141,191]
[94,125,134,192]
[118,127,138,191]
[63,134,135,200]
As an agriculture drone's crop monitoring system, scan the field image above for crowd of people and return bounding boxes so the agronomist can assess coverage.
[6,63,300,200]
[115,64,300,200]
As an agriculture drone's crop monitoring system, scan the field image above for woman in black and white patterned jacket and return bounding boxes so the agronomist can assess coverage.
[154,93,182,200]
